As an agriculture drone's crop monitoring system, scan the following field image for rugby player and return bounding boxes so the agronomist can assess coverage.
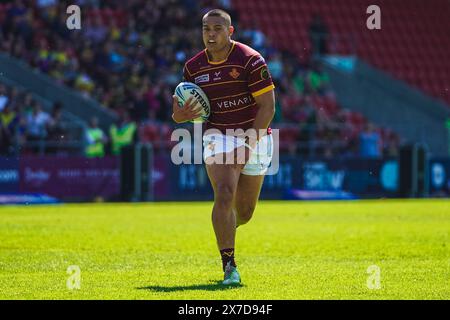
[172,9,275,285]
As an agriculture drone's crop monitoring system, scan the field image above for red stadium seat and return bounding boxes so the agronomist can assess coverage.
[232,0,450,105]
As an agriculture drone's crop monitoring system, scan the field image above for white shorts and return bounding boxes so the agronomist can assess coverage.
[203,133,274,176]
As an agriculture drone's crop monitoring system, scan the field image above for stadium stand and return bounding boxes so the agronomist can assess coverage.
[232,0,450,106]
[0,0,406,158]
[0,82,84,155]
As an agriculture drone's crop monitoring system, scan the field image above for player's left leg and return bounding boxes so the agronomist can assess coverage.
[233,132,273,227]
[233,174,265,227]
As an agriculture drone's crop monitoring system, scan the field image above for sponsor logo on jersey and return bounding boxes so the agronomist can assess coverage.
[213,71,222,81]
[217,95,252,109]
[195,74,210,84]
[251,56,265,67]
[229,68,240,79]
[260,67,270,80]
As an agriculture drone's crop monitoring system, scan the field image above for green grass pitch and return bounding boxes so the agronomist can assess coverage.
[0,199,449,299]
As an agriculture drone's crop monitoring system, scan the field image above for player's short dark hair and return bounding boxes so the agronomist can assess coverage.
[202,9,232,27]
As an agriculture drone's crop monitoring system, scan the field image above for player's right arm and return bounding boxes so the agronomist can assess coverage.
[171,65,203,123]
[171,96,203,123]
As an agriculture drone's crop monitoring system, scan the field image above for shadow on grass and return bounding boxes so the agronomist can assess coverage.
[137,280,244,292]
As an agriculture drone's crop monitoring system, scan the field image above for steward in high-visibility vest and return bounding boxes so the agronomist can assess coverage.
[85,117,106,158]
[109,120,137,156]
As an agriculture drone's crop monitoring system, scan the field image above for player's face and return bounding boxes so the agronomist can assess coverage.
[202,16,233,53]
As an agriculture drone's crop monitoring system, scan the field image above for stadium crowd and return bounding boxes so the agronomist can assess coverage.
[0,0,400,158]
[0,83,73,155]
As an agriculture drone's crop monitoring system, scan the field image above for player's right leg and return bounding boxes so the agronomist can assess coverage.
[205,162,242,251]
[203,132,249,285]
[206,162,243,285]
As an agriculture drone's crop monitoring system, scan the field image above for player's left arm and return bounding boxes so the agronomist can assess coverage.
[246,54,276,147]
[251,89,275,143]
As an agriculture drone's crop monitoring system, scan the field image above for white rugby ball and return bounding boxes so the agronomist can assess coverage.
[174,82,210,123]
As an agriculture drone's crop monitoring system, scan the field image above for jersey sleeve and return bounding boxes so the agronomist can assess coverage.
[183,64,193,83]
[246,55,275,98]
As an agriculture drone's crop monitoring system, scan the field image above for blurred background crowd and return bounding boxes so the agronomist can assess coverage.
[0,0,400,158]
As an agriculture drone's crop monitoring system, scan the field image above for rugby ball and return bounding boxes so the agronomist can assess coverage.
[174,82,210,123]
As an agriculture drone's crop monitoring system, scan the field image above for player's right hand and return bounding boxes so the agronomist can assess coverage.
[172,96,203,123]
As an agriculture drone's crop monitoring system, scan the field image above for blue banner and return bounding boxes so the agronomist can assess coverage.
[429,159,450,196]
[166,157,450,200]
[2,155,449,201]
[0,157,19,193]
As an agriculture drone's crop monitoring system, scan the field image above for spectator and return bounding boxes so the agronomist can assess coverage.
[45,102,69,154]
[280,88,302,123]
[7,0,27,19]
[109,111,137,156]
[267,52,283,82]
[242,22,266,52]
[47,102,67,141]
[297,97,317,156]
[383,132,400,158]
[26,101,50,143]
[0,103,17,154]
[0,103,18,133]
[292,69,306,96]
[37,0,57,8]
[308,13,329,57]
[85,116,107,158]
[0,85,9,111]
[299,95,317,123]
[21,93,34,116]
[272,98,284,123]
[306,62,331,95]
[83,15,108,44]
[74,69,95,96]
[359,123,382,158]
[0,118,11,154]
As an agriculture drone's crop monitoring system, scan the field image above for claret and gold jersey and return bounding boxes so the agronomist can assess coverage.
[183,41,275,133]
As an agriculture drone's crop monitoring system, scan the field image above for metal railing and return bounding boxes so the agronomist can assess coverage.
[17,140,85,156]
[10,122,85,156]
[3,121,439,158]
